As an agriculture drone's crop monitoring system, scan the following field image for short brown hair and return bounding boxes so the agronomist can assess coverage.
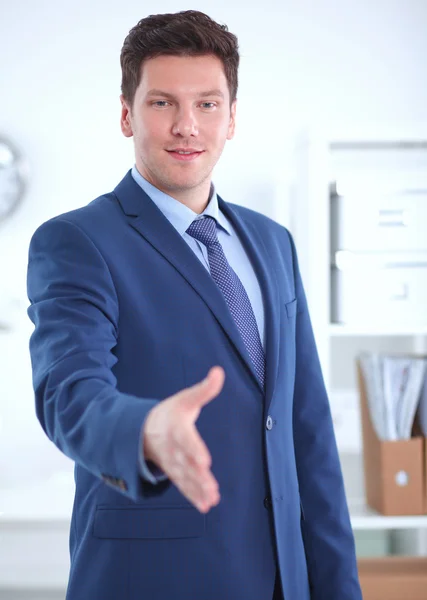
[120,10,239,109]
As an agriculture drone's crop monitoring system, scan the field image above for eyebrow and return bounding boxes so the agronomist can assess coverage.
[146,89,224,100]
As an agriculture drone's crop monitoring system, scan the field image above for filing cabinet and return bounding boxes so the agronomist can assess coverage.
[331,252,427,326]
[330,186,427,326]
[331,190,427,253]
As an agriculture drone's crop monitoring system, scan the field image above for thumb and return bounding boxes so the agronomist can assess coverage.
[184,366,225,411]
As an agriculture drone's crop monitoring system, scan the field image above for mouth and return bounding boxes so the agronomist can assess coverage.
[166,149,205,162]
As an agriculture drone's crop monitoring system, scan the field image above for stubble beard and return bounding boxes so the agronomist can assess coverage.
[147,156,214,195]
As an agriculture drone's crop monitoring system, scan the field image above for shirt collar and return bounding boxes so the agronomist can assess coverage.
[131,165,232,238]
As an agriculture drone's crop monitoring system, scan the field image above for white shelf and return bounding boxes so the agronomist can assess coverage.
[0,473,74,525]
[310,124,427,145]
[0,455,425,533]
[329,324,427,337]
[349,499,427,531]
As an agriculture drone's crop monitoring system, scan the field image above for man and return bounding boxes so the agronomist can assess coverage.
[27,10,362,600]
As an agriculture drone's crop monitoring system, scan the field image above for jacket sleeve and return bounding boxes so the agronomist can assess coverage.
[27,217,170,502]
[288,231,362,600]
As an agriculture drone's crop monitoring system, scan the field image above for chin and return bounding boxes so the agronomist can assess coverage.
[164,174,205,191]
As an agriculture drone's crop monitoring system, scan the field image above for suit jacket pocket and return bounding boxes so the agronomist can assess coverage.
[93,505,206,539]
[285,298,297,318]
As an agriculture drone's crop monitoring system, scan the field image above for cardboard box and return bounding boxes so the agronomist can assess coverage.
[358,557,427,600]
[425,440,427,514]
[357,360,426,515]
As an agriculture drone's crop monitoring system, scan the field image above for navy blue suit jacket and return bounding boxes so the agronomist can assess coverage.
[27,171,362,600]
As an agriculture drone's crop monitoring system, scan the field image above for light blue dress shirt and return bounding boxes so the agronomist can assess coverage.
[131,165,265,483]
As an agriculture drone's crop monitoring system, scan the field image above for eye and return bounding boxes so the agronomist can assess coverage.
[152,101,170,108]
[200,102,216,109]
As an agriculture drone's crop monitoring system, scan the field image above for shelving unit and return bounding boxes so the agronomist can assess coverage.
[291,124,427,556]
[350,503,427,532]
[329,324,427,337]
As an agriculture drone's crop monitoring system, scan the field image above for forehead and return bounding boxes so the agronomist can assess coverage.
[138,54,229,98]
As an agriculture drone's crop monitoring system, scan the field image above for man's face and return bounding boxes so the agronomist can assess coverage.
[120,54,236,197]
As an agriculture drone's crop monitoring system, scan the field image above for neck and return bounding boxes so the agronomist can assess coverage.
[137,166,212,214]
[165,182,212,214]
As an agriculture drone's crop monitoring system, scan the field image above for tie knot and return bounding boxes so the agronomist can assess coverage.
[186,216,218,247]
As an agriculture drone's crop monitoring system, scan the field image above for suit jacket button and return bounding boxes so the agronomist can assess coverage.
[264,496,272,509]
[266,415,273,430]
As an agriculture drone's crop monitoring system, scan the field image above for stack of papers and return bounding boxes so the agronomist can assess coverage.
[418,375,427,436]
[359,353,427,441]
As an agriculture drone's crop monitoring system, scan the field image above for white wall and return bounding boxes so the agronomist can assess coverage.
[0,0,426,472]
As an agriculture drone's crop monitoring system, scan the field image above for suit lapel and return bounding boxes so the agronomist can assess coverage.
[218,198,281,408]
[114,172,263,393]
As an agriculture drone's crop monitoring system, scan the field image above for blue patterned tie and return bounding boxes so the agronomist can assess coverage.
[187,216,265,388]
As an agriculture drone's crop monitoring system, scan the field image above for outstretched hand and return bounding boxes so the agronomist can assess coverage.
[142,366,225,513]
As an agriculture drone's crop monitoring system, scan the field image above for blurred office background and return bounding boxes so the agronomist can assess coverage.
[1,0,427,598]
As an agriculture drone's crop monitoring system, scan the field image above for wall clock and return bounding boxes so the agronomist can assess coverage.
[0,136,27,223]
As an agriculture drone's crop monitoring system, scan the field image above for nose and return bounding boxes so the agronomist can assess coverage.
[171,108,199,137]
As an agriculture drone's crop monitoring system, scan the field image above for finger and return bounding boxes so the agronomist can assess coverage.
[173,423,212,469]
[163,424,212,478]
[194,476,221,513]
[180,451,220,511]
[181,366,225,411]
[166,439,220,512]
[163,452,220,508]
[178,479,220,513]
[171,463,220,513]
[171,456,219,498]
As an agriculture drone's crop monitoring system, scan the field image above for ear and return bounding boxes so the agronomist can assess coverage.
[120,95,133,138]
[227,99,237,141]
